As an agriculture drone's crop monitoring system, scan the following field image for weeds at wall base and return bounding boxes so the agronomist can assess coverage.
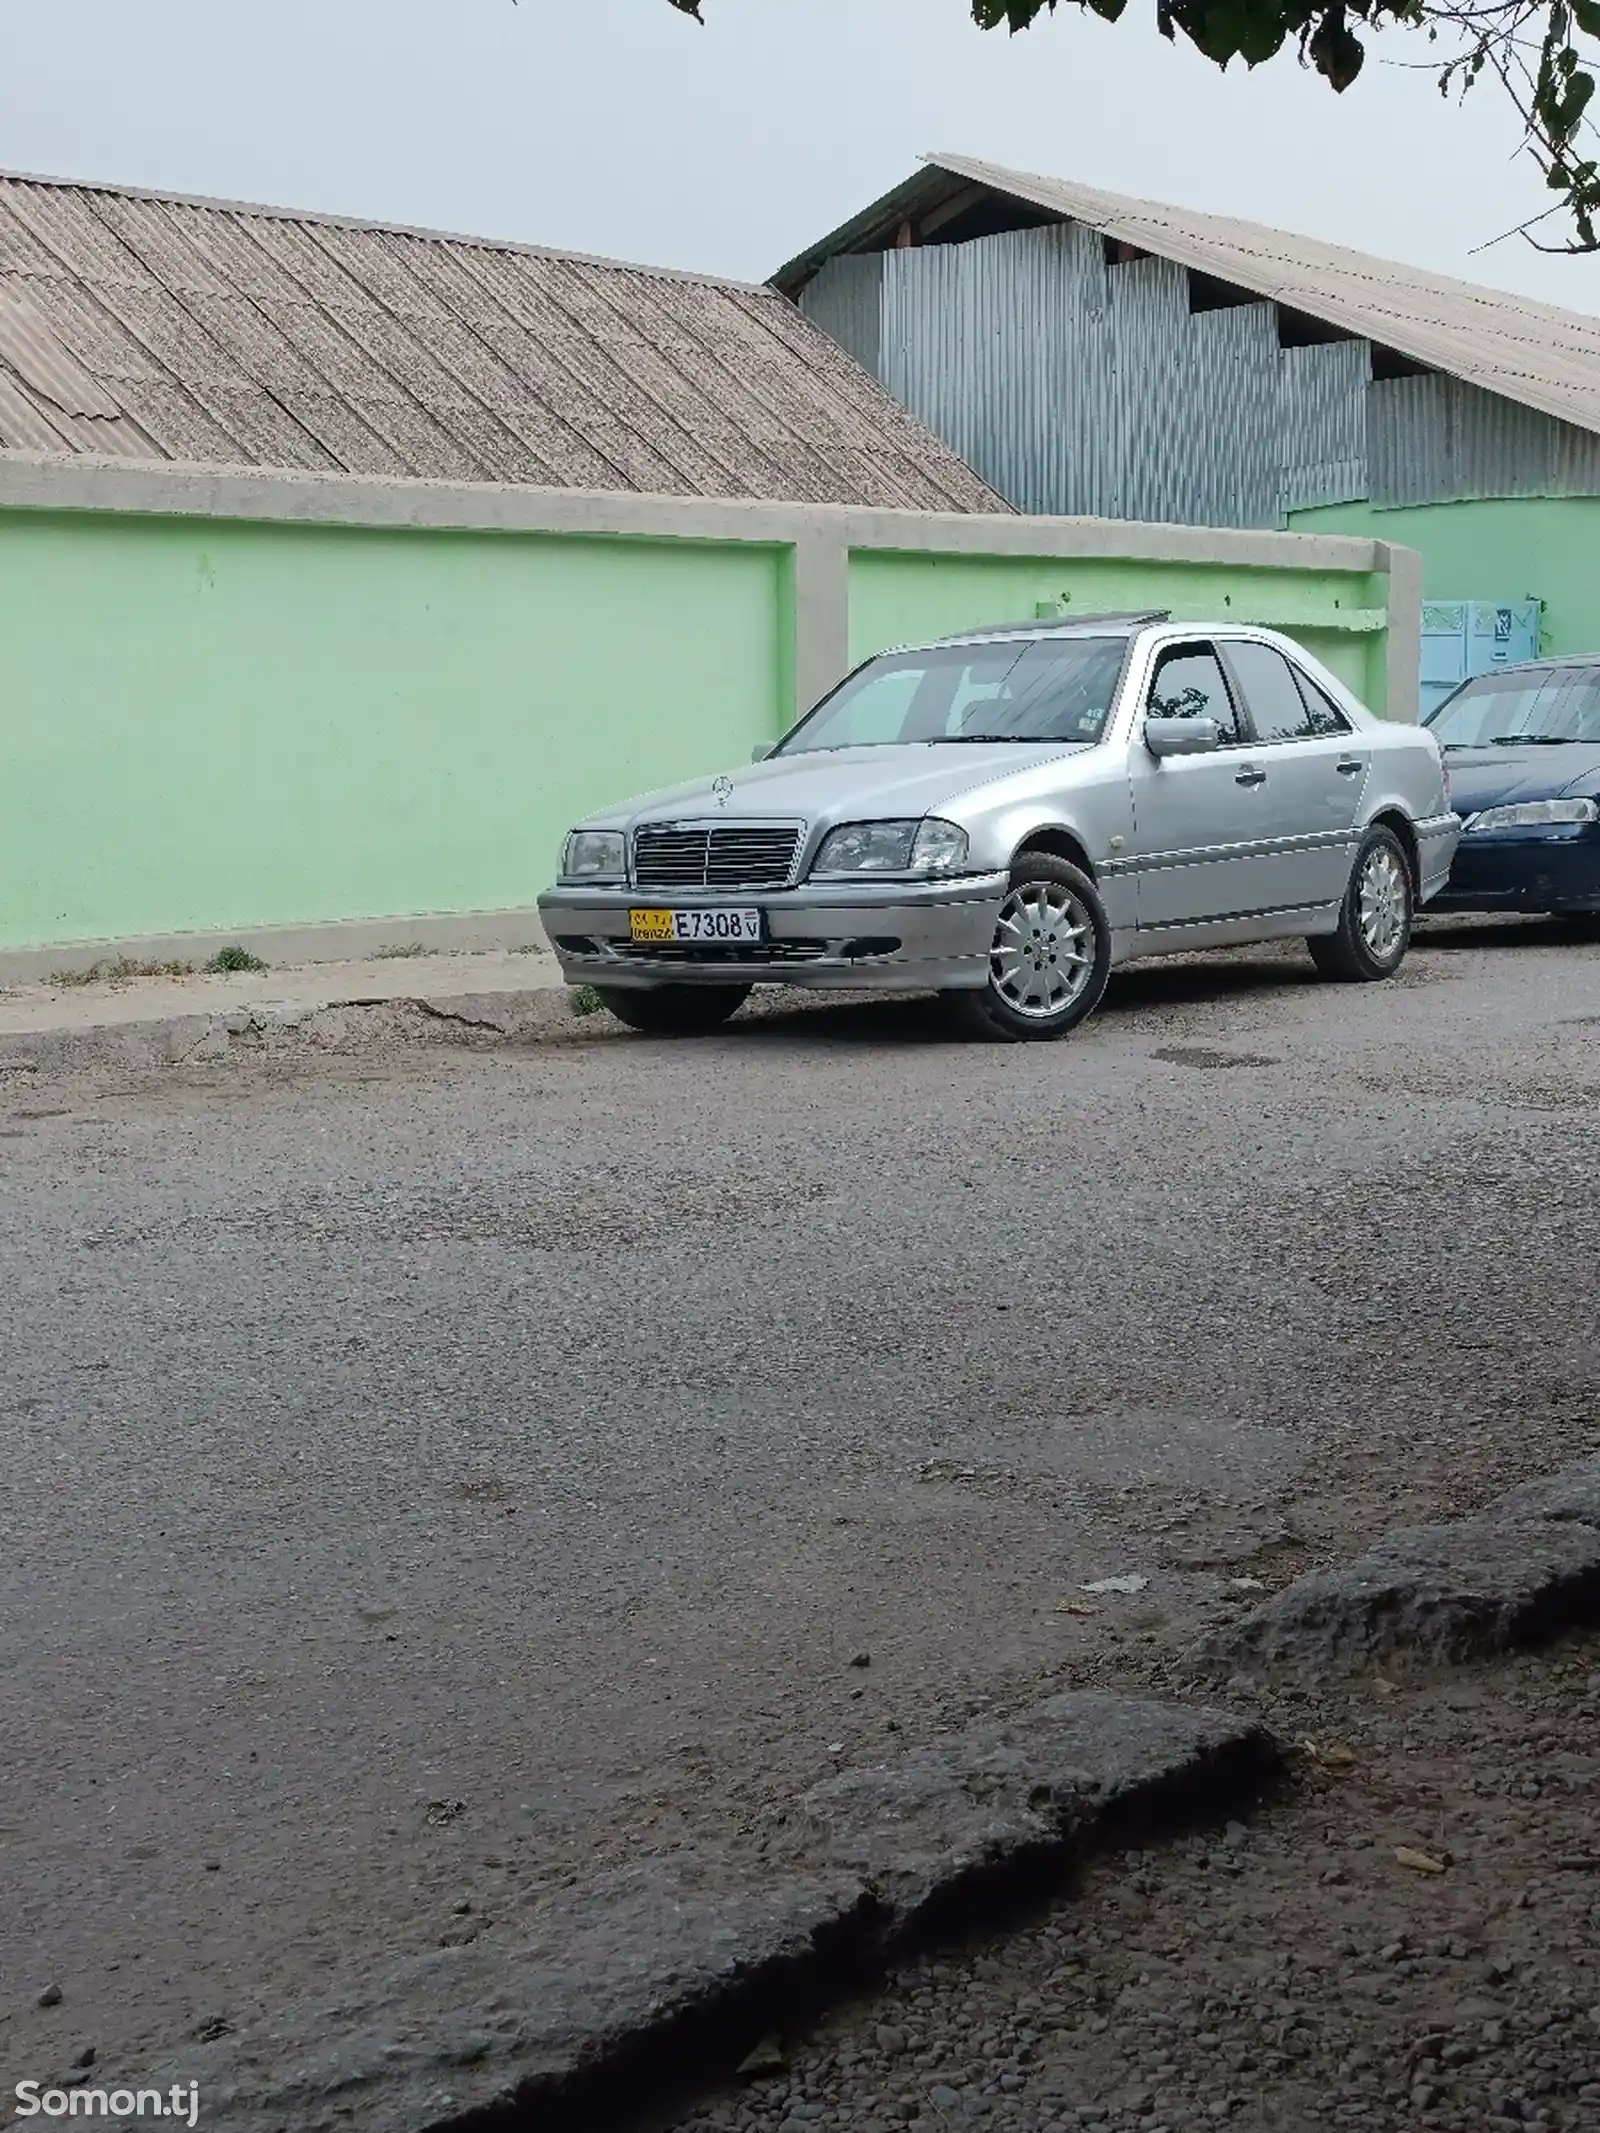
[48,946,269,986]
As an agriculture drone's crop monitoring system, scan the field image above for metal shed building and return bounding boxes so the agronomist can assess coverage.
[779,155,1600,697]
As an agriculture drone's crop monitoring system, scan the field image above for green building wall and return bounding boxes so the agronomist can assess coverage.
[1288,495,1600,660]
[0,510,786,955]
[0,459,1417,967]
[846,550,1390,706]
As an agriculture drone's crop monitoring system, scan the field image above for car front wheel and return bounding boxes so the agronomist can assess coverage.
[1308,825,1413,982]
[946,851,1111,1041]
[592,984,751,1034]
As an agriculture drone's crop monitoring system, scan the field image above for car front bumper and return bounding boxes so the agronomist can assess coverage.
[1430,826,1600,914]
[535,872,1009,991]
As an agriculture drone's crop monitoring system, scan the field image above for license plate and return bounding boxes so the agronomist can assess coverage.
[628,907,764,944]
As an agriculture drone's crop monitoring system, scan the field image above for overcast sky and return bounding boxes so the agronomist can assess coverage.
[1,0,1596,312]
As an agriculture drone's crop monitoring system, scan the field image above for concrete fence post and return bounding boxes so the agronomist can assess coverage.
[1378,541,1423,723]
[790,525,852,722]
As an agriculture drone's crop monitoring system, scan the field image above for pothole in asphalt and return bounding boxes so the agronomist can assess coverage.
[1148,1047,1280,1070]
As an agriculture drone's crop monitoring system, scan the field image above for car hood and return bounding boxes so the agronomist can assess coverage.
[1444,742,1600,814]
[579,741,1090,831]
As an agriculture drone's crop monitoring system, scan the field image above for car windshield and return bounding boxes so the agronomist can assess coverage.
[777,636,1127,755]
[1426,666,1600,748]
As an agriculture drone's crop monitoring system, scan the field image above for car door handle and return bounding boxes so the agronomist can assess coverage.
[1335,757,1365,776]
[1234,767,1267,787]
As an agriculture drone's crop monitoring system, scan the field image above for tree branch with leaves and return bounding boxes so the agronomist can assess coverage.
[668,0,1600,253]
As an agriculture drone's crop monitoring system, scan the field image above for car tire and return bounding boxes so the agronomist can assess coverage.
[945,851,1112,1042]
[1308,824,1413,982]
[592,984,751,1034]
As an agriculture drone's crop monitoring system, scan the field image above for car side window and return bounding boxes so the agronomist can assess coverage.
[1290,667,1353,738]
[1225,641,1318,742]
[1224,640,1354,741]
[1147,645,1241,744]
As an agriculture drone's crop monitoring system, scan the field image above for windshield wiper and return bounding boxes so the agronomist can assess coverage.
[940,732,1059,744]
[1488,733,1576,745]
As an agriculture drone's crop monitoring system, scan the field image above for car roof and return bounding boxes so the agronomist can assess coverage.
[907,611,1171,651]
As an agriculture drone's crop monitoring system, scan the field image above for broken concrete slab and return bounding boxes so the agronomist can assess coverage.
[1489,1456,1600,1530]
[801,1747,1057,1936]
[160,1854,876,2133]
[1208,1513,1600,1673]
[802,1692,1276,1941]
[0,990,579,1074]
[0,948,577,1075]
[158,1694,1276,2133]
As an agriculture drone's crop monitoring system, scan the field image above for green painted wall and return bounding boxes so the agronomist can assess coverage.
[1288,495,1600,659]
[0,502,1400,957]
[0,511,785,952]
[847,550,1392,710]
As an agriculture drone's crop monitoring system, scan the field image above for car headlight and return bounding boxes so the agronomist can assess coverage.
[810,818,970,878]
[1463,798,1600,833]
[910,817,971,872]
[561,829,627,882]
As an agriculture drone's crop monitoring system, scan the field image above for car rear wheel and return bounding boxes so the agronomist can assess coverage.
[1308,825,1413,982]
[592,984,750,1034]
[946,852,1111,1042]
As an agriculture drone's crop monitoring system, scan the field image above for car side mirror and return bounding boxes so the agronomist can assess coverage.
[1145,715,1221,759]
[750,742,774,763]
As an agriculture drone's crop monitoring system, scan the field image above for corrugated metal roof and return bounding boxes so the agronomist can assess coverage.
[0,171,1003,511]
[776,154,1600,445]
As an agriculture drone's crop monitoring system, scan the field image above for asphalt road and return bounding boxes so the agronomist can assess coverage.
[3,919,1599,2091]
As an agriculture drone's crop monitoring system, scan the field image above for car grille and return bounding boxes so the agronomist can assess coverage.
[632,823,801,890]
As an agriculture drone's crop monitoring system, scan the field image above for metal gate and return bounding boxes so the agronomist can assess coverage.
[1421,600,1541,720]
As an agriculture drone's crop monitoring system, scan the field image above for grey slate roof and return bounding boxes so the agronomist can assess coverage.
[0,172,1003,510]
[775,153,1600,443]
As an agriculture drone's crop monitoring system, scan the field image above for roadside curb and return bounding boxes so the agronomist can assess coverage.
[0,987,583,1076]
[155,1693,1279,2133]
[1205,1455,1600,1674]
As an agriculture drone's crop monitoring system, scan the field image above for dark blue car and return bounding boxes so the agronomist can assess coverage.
[1422,657,1600,924]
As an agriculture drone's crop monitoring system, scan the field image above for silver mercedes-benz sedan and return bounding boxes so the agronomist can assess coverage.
[537,612,1458,1041]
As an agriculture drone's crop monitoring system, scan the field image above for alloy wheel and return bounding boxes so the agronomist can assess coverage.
[989,879,1096,1021]
[1358,843,1408,962]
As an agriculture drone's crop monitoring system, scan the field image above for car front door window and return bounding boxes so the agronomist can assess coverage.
[1147,647,1242,742]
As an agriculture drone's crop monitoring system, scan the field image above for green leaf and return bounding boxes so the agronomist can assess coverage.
[1576,0,1600,37]
[1559,67,1596,129]
[972,0,1058,25]
[1308,6,1366,88]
